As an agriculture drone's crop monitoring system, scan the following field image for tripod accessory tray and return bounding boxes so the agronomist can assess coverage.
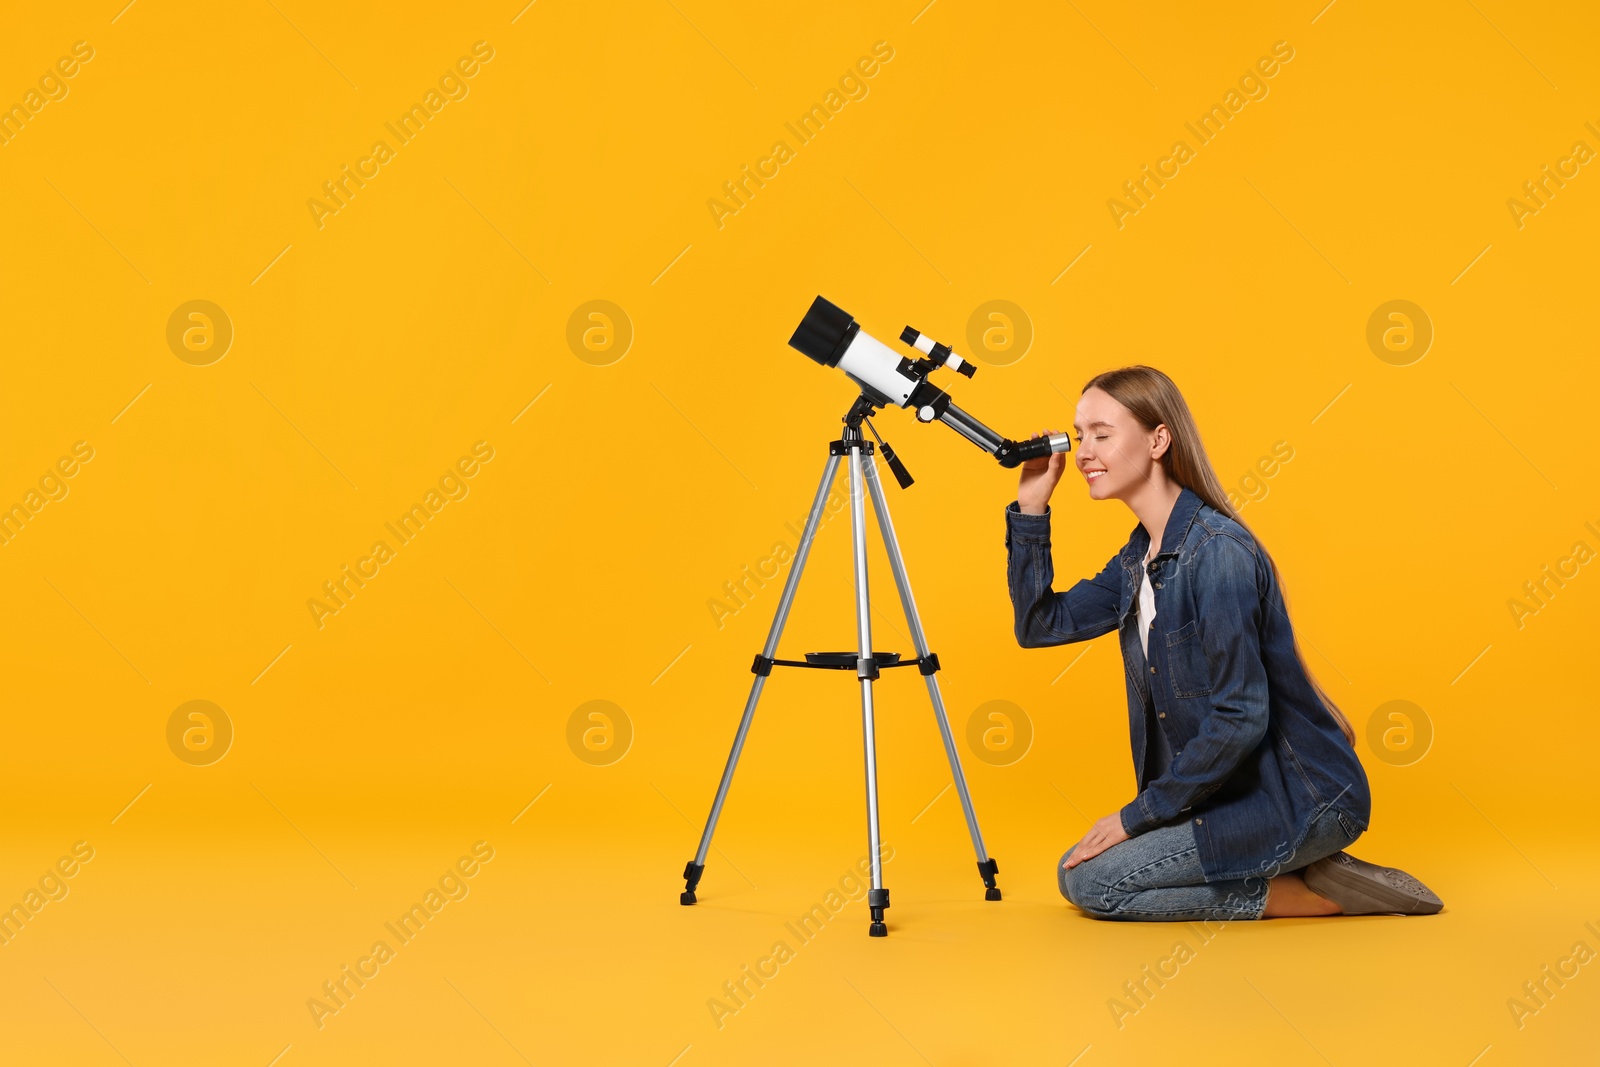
[751,651,943,680]
[804,651,900,668]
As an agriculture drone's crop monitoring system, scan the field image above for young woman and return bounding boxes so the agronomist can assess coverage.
[1006,366,1442,921]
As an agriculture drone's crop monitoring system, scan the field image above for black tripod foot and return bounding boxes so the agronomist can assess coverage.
[867,886,890,937]
[681,860,705,906]
[978,857,1001,901]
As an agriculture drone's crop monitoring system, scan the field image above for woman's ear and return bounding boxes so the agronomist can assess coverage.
[1150,424,1172,461]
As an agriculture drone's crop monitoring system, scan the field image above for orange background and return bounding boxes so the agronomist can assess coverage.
[1,0,1596,1063]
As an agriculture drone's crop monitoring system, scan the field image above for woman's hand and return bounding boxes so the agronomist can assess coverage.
[1017,428,1070,515]
[1062,810,1131,869]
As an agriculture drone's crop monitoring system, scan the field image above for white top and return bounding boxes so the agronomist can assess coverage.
[1137,547,1157,658]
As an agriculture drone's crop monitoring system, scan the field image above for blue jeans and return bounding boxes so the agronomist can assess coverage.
[1058,802,1363,921]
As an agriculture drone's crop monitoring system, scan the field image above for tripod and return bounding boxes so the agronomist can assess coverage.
[679,395,1002,936]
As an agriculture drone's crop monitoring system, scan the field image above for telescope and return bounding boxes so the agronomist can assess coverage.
[679,294,1027,934]
[787,295,1072,470]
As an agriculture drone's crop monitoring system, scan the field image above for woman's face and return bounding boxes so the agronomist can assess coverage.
[1073,387,1160,502]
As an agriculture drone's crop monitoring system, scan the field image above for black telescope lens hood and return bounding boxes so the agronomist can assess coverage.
[788,294,859,367]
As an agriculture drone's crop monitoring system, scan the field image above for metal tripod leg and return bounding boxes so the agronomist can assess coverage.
[847,441,891,936]
[862,453,1003,900]
[679,452,841,906]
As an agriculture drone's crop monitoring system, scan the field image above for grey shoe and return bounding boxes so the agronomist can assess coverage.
[1302,851,1443,915]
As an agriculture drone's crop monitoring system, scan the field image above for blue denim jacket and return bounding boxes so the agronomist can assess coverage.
[1005,486,1371,882]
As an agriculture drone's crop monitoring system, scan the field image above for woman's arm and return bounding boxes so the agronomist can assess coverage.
[1005,501,1123,647]
[1119,532,1271,836]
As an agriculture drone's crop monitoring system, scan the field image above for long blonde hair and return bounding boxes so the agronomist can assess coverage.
[1083,365,1357,747]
